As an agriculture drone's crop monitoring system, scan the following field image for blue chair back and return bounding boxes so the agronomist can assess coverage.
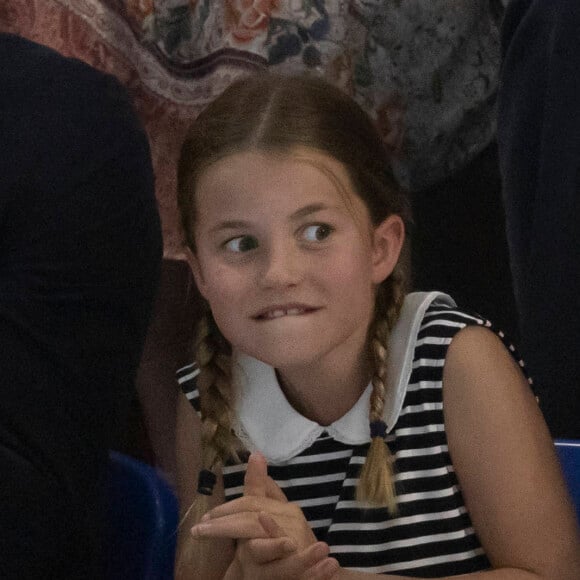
[105,451,178,580]
[555,439,580,524]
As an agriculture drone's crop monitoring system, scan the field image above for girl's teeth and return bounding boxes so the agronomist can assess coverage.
[265,308,305,318]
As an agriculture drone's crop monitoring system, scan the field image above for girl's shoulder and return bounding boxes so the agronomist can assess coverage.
[398,291,528,379]
[388,290,530,384]
[384,291,533,425]
[424,296,530,380]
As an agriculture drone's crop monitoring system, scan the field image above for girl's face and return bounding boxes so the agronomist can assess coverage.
[188,148,403,373]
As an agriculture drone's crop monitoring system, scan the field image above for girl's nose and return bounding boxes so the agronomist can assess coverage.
[259,242,303,289]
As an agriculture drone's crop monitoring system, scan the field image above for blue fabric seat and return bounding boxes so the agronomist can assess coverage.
[105,451,178,579]
[555,439,580,524]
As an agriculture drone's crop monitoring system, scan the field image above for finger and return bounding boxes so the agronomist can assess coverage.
[258,511,285,538]
[192,512,268,540]
[244,536,297,564]
[204,495,288,520]
[261,542,331,579]
[243,451,269,497]
[303,557,341,580]
[296,541,331,569]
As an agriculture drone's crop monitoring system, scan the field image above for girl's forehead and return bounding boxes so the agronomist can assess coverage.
[195,147,360,211]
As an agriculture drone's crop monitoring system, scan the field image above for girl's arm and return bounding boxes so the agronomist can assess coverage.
[441,325,580,579]
[174,391,235,580]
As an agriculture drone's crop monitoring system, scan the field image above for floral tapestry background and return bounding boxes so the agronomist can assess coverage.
[1,0,503,257]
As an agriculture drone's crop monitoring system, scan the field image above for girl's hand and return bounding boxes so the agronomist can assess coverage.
[192,452,340,579]
[193,452,317,549]
[226,514,340,580]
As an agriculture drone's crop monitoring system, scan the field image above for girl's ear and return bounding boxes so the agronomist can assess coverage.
[371,214,405,284]
[184,246,209,300]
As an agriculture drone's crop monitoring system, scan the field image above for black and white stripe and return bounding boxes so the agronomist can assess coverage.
[178,303,529,576]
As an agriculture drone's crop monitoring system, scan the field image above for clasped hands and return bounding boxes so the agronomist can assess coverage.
[191,452,341,580]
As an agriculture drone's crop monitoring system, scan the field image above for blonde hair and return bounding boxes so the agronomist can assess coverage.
[356,267,406,512]
[177,74,411,554]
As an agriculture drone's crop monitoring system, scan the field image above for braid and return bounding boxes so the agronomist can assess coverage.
[356,263,406,513]
[176,310,239,578]
[195,312,240,470]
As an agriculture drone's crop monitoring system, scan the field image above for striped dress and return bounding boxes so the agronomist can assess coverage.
[178,292,530,577]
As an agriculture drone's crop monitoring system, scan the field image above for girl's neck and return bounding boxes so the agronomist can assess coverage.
[276,347,372,426]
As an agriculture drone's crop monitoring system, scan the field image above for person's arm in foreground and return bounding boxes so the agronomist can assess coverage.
[194,327,580,579]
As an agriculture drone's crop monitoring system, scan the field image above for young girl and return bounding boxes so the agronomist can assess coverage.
[174,74,580,579]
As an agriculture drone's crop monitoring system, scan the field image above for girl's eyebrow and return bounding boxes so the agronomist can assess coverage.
[209,220,250,234]
[290,203,338,220]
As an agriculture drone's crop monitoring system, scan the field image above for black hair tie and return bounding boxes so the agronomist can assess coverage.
[370,419,387,439]
[197,469,217,496]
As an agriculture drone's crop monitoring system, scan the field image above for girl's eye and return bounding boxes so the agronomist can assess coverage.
[302,224,333,242]
[224,235,258,253]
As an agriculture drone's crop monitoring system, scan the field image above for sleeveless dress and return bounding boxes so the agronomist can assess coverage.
[178,292,530,577]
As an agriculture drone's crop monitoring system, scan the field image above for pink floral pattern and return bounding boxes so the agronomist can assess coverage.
[126,0,153,25]
[226,0,280,44]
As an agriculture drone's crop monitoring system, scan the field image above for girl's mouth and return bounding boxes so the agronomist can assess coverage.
[254,306,319,320]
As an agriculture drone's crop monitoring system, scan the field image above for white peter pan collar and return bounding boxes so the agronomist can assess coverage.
[232,291,455,465]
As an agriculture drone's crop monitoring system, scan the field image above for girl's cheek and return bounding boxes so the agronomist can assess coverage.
[208,267,251,293]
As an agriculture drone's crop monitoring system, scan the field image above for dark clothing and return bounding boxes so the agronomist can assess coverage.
[411,142,519,343]
[497,0,580,438]
[0,34,162,578]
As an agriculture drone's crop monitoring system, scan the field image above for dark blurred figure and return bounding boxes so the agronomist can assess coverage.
[0,34,162,578]
[372,1,520,341]
[498,0,580,438]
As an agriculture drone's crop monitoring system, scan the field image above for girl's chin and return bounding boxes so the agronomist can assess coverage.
[236,345,321,371]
